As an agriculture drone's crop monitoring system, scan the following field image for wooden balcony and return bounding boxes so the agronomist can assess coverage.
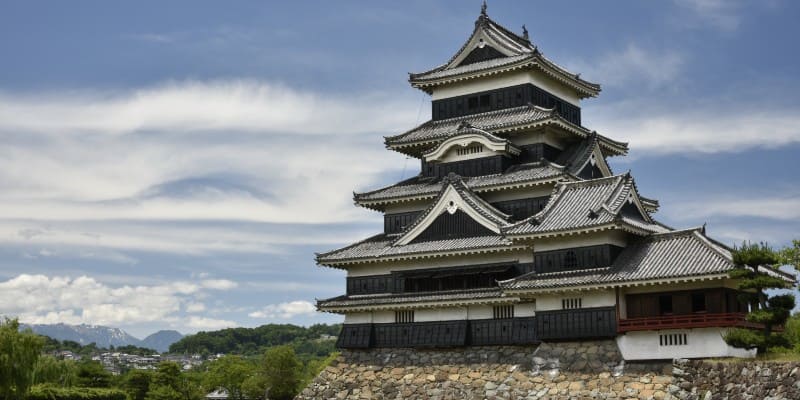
[618,312,763,333]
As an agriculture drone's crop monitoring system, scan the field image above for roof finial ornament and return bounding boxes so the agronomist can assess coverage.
[522,24,529,40]
[481,0,488,16]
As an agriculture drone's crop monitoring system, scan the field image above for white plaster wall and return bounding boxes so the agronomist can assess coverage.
[415,307,468,322]
[467,305,494,320]
[343,313,372,324]
[536,290,615,311]
[372,310,395,324]
[346,250,531,277]
[617,328,757,360]
[533,231,629,252]
[515,302,537,317]
[431,69,581,106]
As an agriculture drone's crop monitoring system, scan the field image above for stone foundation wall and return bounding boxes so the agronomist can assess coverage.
[297,343,800,399]
[296,341,674,399]
[670,358,800,400]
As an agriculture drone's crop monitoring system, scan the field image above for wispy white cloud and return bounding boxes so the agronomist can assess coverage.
[0,274,238,328]
[184,316,237,331]
[587,103,800,155]
[0,80,412,256]
[666,195,800,221]
[572,44,684,89]
[673,0,742,31]
[0,80,416,136]
[200,279,238,290]
[248,300,317,319]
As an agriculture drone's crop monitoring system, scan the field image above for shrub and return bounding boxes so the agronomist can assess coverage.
[27,385,129,400]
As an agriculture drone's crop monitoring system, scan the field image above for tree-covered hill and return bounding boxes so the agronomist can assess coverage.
[168,323,340,357]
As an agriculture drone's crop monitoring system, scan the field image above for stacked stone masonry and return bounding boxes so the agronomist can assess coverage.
[297,342,800,400]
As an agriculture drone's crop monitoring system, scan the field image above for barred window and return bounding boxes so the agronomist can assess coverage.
[395,310,414,323]
[493,305,514,319]
[562,298,582,310]
[456,145,484,156]
[659,333,687,346]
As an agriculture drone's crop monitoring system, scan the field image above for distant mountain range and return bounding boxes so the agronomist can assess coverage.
[22,323,183,353]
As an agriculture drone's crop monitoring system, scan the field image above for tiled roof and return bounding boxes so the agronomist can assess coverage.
[384,104,628,156]
[316,234,523,266]
[354,161,568,207]
[412,54,534,81]
[386,104,551,146]
[408,13,600,97]
[500,228,736,291]
[317,288,506,310]
[503,174,665,237]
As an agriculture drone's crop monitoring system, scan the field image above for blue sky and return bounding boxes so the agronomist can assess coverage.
[0,1,798,338]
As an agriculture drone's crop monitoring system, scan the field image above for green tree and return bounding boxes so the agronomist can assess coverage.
[205,356,255,400]
[75,360,113,388]
[124,369,153,400]
[262,345,302,400]
[0,318,45,400]
[146,361,203,400]
[724,242,796,353]
[32,355,77,387]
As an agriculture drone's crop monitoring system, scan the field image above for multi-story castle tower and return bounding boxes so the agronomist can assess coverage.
[315,5,791,360]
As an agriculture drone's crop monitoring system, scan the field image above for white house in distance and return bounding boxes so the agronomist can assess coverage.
[314,4,794,360]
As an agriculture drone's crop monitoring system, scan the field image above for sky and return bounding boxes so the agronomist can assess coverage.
[0,0,798,338]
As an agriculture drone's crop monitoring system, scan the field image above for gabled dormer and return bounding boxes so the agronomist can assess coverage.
[502,173,668,240]
[409,3,600,125]
[395,173,512,246]
[555,132,613,180]
[423,122,520,164]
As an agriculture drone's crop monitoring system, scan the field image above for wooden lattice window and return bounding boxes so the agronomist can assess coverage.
[395,310,414,323]
[493,305,514,319]
[562,298,582,310]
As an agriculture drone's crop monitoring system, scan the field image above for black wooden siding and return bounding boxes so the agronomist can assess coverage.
[469,317,538,346]
[336,324,373,348]
[533,245,624,274]
[372,321,468,348]
[421,155,510,178]
[517,143,562,164]
[346,262,535,296]
[492,196,549,221]
[536,307,616,340]
[384,211,421,234]
[336,310,615,349]
[347,274,394,296]
[431,83,581,125]
[410,209,494,243]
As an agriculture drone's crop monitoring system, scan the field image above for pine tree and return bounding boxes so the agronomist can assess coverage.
[724,242,795,353]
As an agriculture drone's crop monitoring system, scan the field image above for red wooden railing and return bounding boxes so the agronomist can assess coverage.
[618,312,764,332]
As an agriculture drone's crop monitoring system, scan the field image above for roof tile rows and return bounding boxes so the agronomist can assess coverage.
[354,161,566,205]
[318,288,505,309]
[503,174,665,236]
[500,228,735,291]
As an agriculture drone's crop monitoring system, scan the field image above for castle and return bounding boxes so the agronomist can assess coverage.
[314,4,790,360]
